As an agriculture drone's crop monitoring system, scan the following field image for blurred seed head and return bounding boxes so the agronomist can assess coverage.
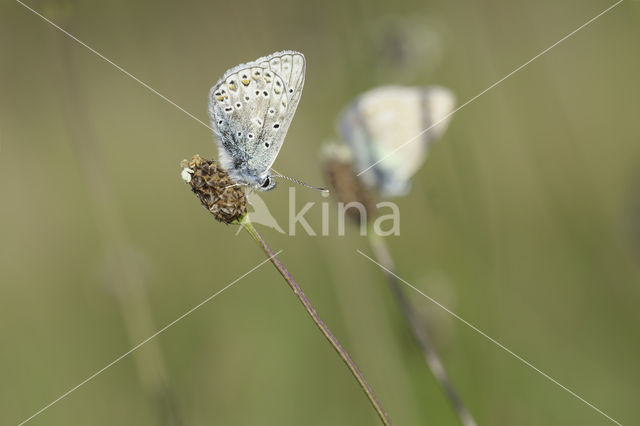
[42,0,75,24]
[180,155,247,224]
[368,16,446,79]
[322,144,377,224]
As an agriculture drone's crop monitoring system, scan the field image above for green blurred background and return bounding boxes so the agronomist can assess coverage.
[2,0,639,424]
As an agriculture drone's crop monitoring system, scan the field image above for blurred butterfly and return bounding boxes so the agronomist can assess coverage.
[337,85,455,197]
[208,51,306,191]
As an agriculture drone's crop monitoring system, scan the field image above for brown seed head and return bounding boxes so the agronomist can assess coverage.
[180,155,247,224]
[322,146,377,224]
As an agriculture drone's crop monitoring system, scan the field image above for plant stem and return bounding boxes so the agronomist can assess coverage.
[54,29,180,426]
[368,231,477,426]
[242,220,393,426]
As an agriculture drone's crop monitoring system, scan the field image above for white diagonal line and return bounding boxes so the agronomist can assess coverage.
[357,249,623,426]
[357,0,623,177]
[17,250,283,426]
[16,0,214,132]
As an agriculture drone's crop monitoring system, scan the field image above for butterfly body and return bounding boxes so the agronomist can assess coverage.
[208,51,306,191]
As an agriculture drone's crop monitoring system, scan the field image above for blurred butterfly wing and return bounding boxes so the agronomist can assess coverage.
[338,86,426,195]
[338,101,378,187]
[420,86,456,147]
[208,51,305,182]
[339,85,455,196]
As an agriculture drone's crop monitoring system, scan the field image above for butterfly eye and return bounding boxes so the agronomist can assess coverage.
[261,177,271,188]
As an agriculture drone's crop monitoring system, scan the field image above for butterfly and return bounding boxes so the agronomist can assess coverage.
[337,85,456,197]
[208,51,306,191]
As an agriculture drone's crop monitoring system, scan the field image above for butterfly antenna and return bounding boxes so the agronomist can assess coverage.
[272,172,329,193]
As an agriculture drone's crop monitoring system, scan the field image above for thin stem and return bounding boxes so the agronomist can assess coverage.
[368,231,477,426]
[242,220,393,426]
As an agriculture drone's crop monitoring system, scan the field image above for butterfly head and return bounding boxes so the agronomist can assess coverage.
[258,174,277,191]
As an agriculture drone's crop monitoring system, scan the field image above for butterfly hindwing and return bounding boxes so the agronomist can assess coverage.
[208,51,305,188]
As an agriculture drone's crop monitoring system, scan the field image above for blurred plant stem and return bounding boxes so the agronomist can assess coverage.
[367,230,477,426]
[242,220,393,426]
[53,26,181,426]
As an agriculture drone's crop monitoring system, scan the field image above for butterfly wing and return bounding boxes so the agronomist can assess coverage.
[339,85,455,196]
[208,51,305,186]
